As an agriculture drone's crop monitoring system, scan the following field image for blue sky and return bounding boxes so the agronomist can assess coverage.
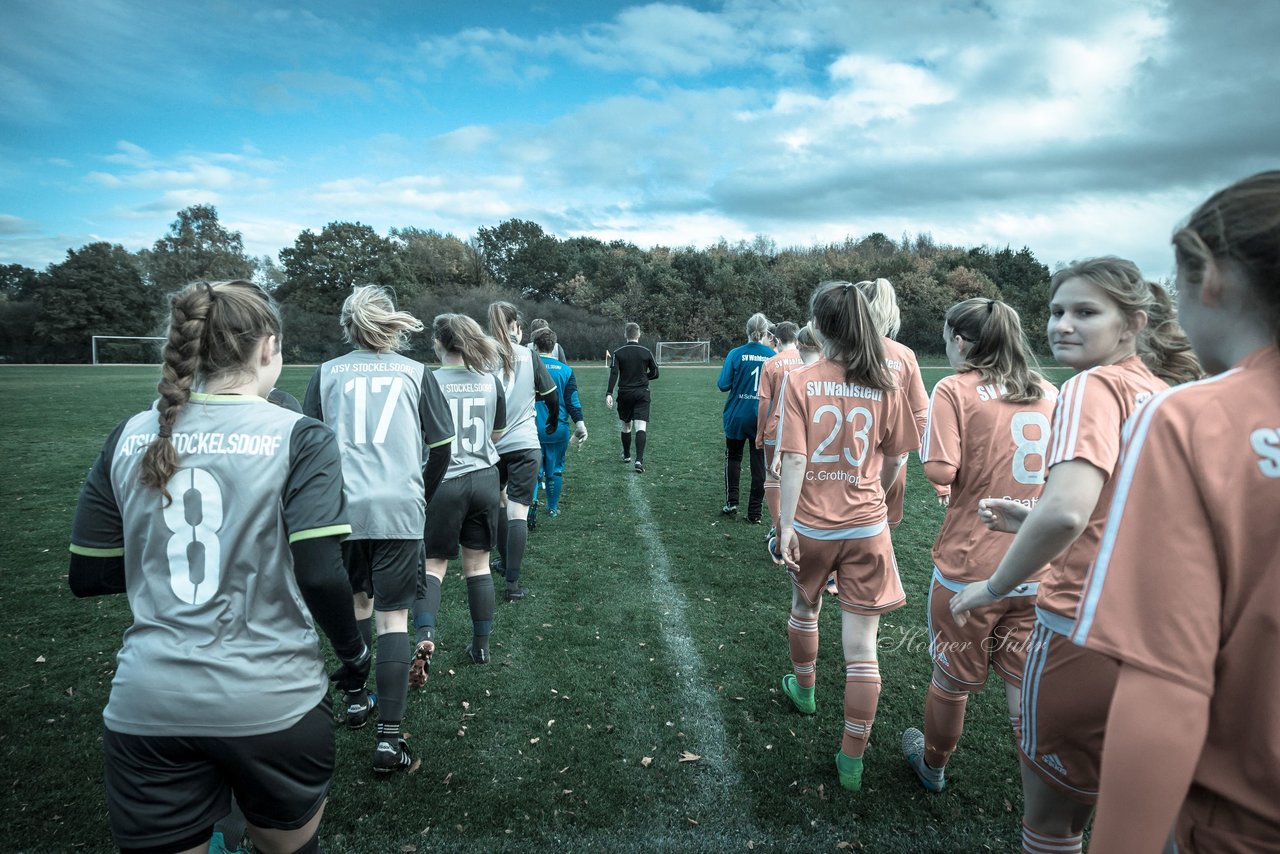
[2,0,1277,278]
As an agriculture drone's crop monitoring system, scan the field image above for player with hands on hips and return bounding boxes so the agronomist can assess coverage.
[69,280,367,854]
[949,257,1201,854]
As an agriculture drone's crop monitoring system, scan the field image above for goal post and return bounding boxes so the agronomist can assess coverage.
[655,340,711,365]
[92,336,167,365]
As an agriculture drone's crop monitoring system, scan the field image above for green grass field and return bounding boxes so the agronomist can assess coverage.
[0,362,1071,853]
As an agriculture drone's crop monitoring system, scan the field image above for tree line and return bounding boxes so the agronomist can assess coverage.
[0,204,1053,364]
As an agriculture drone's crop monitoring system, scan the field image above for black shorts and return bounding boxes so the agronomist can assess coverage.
[618,387,651,422]
[340,538,420,612]
[424,467,501,559]
[103,697,334,852]
[498,447,541,506]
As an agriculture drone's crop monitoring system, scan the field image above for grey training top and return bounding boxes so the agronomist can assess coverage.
[432,365,507,479]
[304,351,454,540]
[70,393,352,737]
[494,343,556,454]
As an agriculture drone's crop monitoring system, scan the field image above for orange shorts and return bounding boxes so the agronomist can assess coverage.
[1019,614,1119,803]
[789,526,905,615]
[1176,785,1280,854]
[927,573,1039,690]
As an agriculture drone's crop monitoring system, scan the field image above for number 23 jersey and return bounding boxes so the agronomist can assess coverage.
[778,358,919,531]
[70,393,352,736]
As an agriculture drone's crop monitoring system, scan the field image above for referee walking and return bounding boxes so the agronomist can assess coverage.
[605,322,659,473]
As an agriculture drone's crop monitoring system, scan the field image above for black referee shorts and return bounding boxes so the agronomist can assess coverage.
[618,387,651,422]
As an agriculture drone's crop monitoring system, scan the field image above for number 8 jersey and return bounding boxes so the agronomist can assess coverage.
[922,372,1058,584]
[778,358,919,531]
[69,393,352,736]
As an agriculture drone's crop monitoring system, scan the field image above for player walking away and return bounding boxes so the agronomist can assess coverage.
[718,313,776,521]
[899,299,1057,794]
[757,321,803,540]
[606,322,659,473]
[854,278,935,522]
[416,314,507,669]
[488,302,559,601]
[303,285,454,774]
[526,317,567,363]
[1071,172,1280,853]
[950,258,1200,853]
[775,281,920,793]
[534,327,587,517]
[69,280,371,854]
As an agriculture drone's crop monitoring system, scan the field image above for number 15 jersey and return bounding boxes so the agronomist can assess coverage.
[778,358,919,531]
[432,365,507,480]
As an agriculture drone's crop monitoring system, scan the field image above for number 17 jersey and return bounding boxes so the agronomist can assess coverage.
[778,358,919,531]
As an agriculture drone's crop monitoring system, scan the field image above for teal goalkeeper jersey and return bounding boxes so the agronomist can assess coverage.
[70,393,352,737]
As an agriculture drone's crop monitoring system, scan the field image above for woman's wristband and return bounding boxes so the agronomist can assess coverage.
[985,579,1006,599]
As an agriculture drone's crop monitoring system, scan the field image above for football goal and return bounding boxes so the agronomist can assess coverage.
[655,340,711,365]
[92,335,167,365]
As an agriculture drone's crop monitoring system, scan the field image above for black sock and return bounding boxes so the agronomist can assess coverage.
[376,720,402,742]
[504,519,528,585]
[621,431,632,458]
[466,574,495,654]
[374,631,411,724]
[412,575,440,645]
[635,429,647,462]
[495,505,509,564]
[357,616,373,651]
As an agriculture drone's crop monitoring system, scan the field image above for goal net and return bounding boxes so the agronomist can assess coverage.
[656,341,711,365]
[92,336,167,365]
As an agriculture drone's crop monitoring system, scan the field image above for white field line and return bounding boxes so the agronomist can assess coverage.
[624,474,755,829]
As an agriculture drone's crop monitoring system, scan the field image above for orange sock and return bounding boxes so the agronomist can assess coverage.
[842,660,881,758]
[923,680,969,769]
[787,613,819,688]
[1021,822,1082,854]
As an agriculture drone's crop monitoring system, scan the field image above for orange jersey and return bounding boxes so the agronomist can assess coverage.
[882,338,929,442]
[1074,345,1280,831]
[1036,356,1167,621]
[778,357,919,530]
[756,350,805,448]
[923,371,1059,583]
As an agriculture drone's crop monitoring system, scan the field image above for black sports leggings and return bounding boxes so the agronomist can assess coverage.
[724,436,765,520]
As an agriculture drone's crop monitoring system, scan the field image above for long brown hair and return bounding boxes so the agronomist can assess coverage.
[1050,257,1201,385]
[434,313,498,373]
[945,298,1045,402]
[487,301,521,377]
[1174,170,1280,349]
[810,281,894,390]
[141,280,282,502]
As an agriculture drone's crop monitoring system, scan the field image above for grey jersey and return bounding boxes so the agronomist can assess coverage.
[304,351,454,540]
[527,340,566,363]
[495,344,556,454]
[70,393,351,737]
[432,366,507,479]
